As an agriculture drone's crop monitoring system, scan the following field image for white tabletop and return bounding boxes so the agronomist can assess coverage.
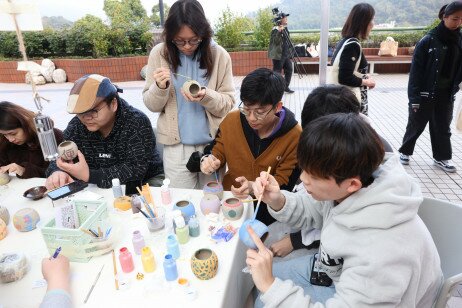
[0,177,254,308]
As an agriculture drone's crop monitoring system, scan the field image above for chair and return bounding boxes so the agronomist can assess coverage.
[418,197,462,308]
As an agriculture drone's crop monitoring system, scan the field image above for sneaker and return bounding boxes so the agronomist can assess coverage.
[399,153,410,165]
[433,159,457,173]
[284,88,295,93]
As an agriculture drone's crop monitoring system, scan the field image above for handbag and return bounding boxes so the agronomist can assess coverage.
[378,37,399,57]
[326,38,363,102]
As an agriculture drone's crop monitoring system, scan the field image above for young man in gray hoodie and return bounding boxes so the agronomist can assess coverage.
[248,113,442,307]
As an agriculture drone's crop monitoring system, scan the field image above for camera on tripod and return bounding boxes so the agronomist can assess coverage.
[272,7,289,26]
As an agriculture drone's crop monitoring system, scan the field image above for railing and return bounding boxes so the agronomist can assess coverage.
[242,26,426,36]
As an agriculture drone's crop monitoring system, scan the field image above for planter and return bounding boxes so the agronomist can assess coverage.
[222,197,244,221]
[0,206,10,225]
[190,248,218,280]
[173,200,196,223]
[203,181,223,200]
[0,173,10,186]
[182,80,201,97]
[200,194,221,215]
[13,208,40,232]
[58,140,78,161]
[239,219,269,249]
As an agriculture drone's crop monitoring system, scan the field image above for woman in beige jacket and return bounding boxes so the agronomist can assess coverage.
[143,0,235,189]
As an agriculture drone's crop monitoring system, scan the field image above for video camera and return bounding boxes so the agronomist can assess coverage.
[272,7,289,26]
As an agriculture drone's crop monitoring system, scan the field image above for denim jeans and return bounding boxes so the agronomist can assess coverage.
[255,254,336,307]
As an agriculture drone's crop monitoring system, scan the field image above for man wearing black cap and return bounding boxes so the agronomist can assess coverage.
[45,74,164,190]
[268,12,294,93]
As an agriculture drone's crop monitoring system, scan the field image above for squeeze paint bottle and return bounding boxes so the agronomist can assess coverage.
[188,215,200,237]
[166,234,180,259]
[141,246,156,273]
[111,178,123,198]
[174,216,189,244]
[165,211,174,234]
[132,230,145,255]
[161,179,172,205]
[163,254,178,281]
[172,210,182,233]
[119,247,135,273]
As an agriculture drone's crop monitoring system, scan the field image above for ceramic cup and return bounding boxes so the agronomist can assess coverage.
[173,200,195,223]
[190,248,218,280]
[222,197,244,221]
[239,219,269,249]
[13,208,40,232]
[0,173,10,186]
[182,80,201,97]
[146,207,166,232]
[57,140,78,161]
[200,194,221,215]
[203,181,223,200]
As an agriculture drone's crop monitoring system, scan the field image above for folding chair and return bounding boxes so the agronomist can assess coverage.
[418,197,462,308]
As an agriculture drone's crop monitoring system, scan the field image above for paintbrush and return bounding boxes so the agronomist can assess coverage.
[252,166,272,221]
[135,187,156,218]
[138,207,151,219]
[240,198,259,203]
[172,72,191,80]
[81,228,98,237]
[144,184,159,217]
[111,250,119,290]
[84,265,104,303]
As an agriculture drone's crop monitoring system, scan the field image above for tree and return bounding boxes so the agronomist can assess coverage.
[215,7,253,49]
[253,7,273,49]
[151,3,170,27]
[68,15,110,57]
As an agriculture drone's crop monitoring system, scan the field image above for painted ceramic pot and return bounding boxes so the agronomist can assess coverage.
[13,208,40,232]
[222,197,244,221]
[190,248,218,280]
[173,200,196,223]
[239,219,269,249]
[57,140,78,161]
[200,194,221,215]
[182,80,201,97]
[0,219,7,240]
[203,181,223,200]
[0,206,10,225]
[0,173,10,186]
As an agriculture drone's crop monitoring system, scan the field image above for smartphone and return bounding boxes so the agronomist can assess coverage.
[47,181,88,201]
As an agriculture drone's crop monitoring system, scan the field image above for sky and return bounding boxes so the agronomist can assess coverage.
[34,0,279,27]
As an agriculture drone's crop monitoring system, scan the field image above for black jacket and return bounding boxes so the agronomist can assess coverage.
[408,27,462,107]
[331,37,368,87]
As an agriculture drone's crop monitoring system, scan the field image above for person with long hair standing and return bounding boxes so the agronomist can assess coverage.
[0,101,63,178]
[143,0,235,189]
[329,3,376,115]
[399,1,462,173]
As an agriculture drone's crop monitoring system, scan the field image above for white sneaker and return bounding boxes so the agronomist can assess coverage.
[399,153,410,165]
[433,159,457,173]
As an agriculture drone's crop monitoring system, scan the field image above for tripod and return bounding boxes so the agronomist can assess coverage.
[280,27,308,78]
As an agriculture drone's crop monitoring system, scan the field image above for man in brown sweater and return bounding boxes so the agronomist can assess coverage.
[201,68,301,224]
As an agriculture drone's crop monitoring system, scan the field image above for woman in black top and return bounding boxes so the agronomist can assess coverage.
[331,3,376,115]
[399,2,462,173]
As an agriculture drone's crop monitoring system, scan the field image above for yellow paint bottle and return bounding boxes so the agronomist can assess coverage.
[141,246,156,273]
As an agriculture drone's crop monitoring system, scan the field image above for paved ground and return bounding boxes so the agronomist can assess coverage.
[1,73,462,306]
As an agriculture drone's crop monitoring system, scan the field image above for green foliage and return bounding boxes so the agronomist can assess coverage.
[0,32,20,58]
[253,8,273,49]
[67,15,110,57]
[151,3,170,27]
[215,7,253,49]
[42,16,73,30]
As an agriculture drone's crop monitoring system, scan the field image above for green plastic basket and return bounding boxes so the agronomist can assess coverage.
[40,200,111,262]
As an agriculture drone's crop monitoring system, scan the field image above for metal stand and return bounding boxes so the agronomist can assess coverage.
[280,28,308,78]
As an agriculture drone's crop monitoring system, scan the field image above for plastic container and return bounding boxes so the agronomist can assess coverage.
[132,230,145,255]
[145,207,166,232]
[141,247,156,273]
[188,215,200,237]
[119,247,135,273]
[166,234,180,260]
[163,254,178,281]
[112,178,123,198]
[174,216,189,244]
[161,179,172,205]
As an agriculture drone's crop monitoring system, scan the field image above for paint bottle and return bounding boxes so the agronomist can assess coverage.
[163,254,178,281]
[132,230,145,255]
[174,216,189,244]
[141,246,156,273]
[172,210,182,232]
[188,215,200,237]
[166,234,180,260]
[161,178,172,205]
[165,211,174,234]
[119,247,134,273]
[112,178,123,198]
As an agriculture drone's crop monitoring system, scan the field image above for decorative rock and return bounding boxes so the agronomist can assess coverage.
[0,173,10,185]
[57,140,78,161]
[40,59,55,82]
[25,72,46,85]
[0,253,28,283]
[140,65,147,80]
[190,248,218,280]
[0,206,10,225]
[52,68,67,83]
[0,219,7,240]
[13,208,40,232]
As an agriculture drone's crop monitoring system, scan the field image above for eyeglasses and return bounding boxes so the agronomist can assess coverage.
[172,38,202,47]
[77,103,108,120]
[238,102,275,121]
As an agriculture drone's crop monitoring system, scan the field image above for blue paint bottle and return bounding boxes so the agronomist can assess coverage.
[166,234,180,260]
[163,254,178,281]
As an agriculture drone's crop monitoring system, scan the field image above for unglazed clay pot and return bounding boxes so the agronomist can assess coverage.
[239,219,269,249]
[0,206,10,225]
[182,80,201,97]
[0,173,10,186]
[13,208,40,232]
[57,140,78,161]
[0,219,7,240]
[222,197,244,221]
[203,181,223,200]
[190,248,218,280]
[200,194,221,215]
[173,200,196,223]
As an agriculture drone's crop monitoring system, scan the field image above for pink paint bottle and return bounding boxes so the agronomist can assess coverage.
[119,247,135,273]
[161,179,172,205]
[132,230,145,255]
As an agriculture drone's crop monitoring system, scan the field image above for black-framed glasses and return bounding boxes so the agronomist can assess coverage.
[172,38,202,47]
[77,103,107,120]
[238,102,275,121]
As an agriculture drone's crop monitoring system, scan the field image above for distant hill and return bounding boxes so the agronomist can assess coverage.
[42,16,74,30]
[272,0,446,29]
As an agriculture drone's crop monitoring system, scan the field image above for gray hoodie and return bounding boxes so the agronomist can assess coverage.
[262,154,442,307]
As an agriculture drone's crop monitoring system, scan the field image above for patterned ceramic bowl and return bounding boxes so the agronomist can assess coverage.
[190,248,218,280]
